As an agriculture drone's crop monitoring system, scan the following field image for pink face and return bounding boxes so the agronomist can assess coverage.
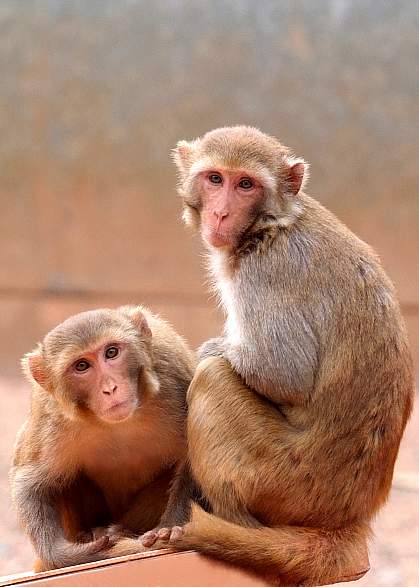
[64,341,139,423]
[198,169,265,248]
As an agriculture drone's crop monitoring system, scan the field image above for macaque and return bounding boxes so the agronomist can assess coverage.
[144,126,414,585]
[11,305,195,571]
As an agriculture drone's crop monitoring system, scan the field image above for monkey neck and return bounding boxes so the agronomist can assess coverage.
[235,222,280,258]
[207,204,309,350]
[205,224,279,278]
[208,218,297,274]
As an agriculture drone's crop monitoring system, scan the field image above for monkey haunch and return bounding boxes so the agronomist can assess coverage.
[11,306,195,571]
[163,126,414,585]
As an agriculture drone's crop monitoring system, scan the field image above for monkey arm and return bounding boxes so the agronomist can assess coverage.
[198,307,319,407]
[11,465,113,570]
[218,305,320,405]
[116,466,180,535]
[226,346,316,407]
[159,461,201,527]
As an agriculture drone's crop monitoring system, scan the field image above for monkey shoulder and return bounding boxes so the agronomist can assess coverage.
[11,423,77,493]
[11,421,31,467]
[143,310,194,362]
[14,392,68,460]
[270,199,399,325]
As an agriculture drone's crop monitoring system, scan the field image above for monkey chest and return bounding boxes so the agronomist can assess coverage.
[78,431,176,516]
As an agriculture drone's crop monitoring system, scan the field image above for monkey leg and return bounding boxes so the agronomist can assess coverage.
[142,357,272,546]
[187,356,296,523]
[173,504,370,586]
[180,357,370,585]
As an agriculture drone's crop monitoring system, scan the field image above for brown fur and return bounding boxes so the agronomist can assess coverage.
[168,127,414,585]
[11,305,195,571]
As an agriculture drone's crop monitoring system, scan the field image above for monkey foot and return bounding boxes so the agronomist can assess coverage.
[141,525,184,547]
[301,541,370,586]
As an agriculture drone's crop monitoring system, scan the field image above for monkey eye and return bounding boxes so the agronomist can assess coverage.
[105,346,119,360]
[208,173,223,185]
[238,178,254,190]
[75,360,90,372]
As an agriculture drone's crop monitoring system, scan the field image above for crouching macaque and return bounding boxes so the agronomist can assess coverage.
[144,127,414,586]
[11,305,195,571]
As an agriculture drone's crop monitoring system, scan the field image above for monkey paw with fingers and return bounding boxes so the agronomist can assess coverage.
[197,337,225,361]
[141,525,185,548]
[35,534,119,572]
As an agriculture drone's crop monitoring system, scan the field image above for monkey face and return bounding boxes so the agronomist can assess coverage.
[173,126,308,250]
[195,169,265,249]
[62,340,141,423]
[23,307,157,424]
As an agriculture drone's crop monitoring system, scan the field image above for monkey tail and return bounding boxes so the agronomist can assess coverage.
[105,536,147,558]
[172,504,370,586]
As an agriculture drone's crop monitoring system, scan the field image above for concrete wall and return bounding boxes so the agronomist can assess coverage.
[1,0,418,376]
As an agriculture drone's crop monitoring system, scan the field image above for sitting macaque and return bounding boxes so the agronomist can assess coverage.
[11,305,195,571]
[143,126,414,586]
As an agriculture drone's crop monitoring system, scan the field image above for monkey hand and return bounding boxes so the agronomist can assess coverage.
[77,524,128,544]
[197,337,225,361]
[140,525,184,548]
[38,533,120,571]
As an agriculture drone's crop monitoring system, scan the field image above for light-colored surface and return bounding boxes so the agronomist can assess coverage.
[0,550,270,587]
[0,548,369,587]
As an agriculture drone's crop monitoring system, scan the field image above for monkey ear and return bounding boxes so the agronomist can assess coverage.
[172,140,198,176]
[119,306,152,340]
[284,157,309,195]
[21,345,48,388]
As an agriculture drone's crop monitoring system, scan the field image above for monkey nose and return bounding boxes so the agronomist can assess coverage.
[102,384,117,396]
[214,210,228,229]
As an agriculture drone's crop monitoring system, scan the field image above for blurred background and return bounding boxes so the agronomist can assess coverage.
[0,0,418,583]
